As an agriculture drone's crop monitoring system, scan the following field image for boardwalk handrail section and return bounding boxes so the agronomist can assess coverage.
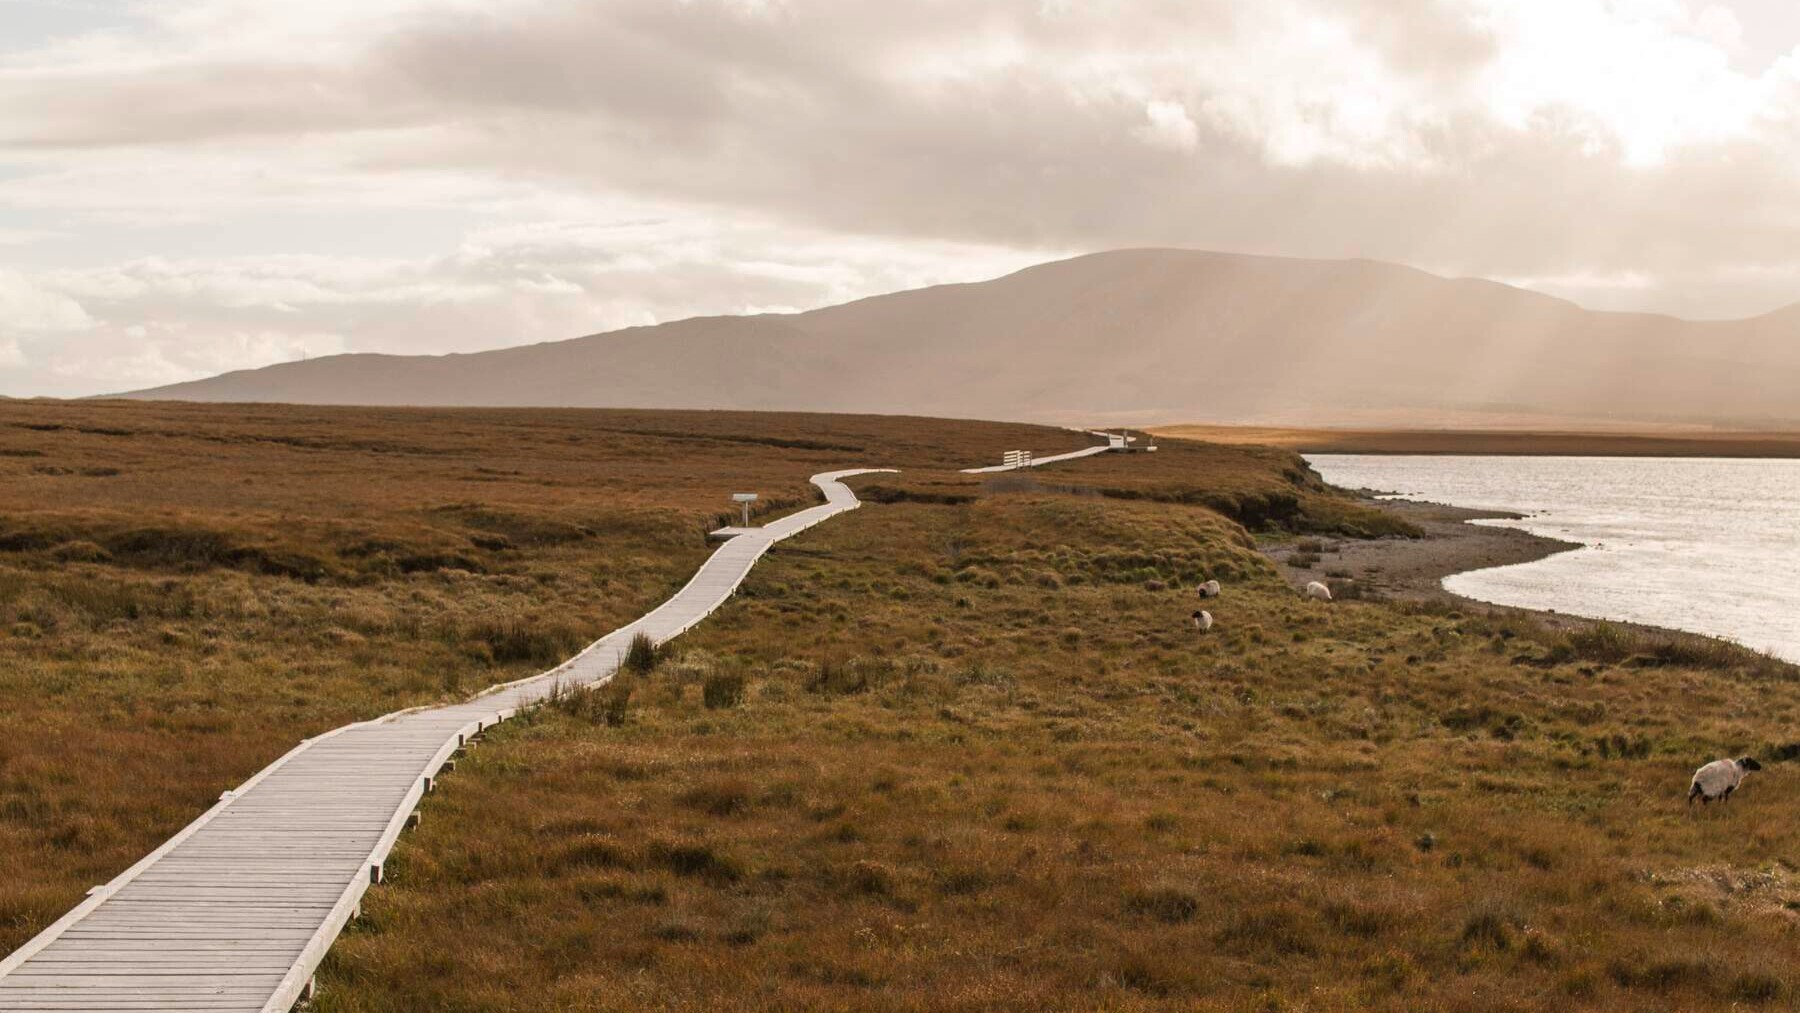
[0,468,891,1013]
[960,429,1124,474]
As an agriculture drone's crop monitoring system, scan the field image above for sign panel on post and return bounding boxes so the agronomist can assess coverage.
[732,493,758,527]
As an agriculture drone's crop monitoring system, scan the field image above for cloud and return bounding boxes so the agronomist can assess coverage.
[0,211,1048,395]
[0,227,64,245]
[1136,100,1199,151]
[1694,3,1747,53]
[0,269,93,332]
[1,0,1800,394]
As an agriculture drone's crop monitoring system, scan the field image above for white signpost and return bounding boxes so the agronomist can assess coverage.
[732,492,758,527]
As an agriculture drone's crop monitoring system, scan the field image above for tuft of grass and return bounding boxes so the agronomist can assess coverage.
[678,779,753,818]
[1459,907,1521,951]
[1607,953,1718,993]
[647,840,744,883]
[623,632,659,675]
[463,617,587,667]
[1123,883,1200,924]
[1730,972,1787,1003]
[548,679,633,726]
[701,671,745,710]
[49,540,110,564]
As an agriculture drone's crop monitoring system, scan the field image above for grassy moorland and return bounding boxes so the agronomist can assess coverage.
[304,439,1800,1010]
[0,399,1118,952]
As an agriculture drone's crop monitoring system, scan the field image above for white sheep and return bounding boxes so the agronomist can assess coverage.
[1305,581,1333,602]
[1197,580,1221,599]
[1689,756,1762,805]
[1190,609,1213,632]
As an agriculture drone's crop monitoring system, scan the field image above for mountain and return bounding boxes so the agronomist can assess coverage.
[118,249,1800,428]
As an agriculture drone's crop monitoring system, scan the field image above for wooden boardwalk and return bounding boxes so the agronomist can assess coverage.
[0,468,890,1013]
[959,430,1125,474]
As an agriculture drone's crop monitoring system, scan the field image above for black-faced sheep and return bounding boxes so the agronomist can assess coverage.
[1197,580,1221,599]
[1190,609,1213,632]
[1688,756,1761,805]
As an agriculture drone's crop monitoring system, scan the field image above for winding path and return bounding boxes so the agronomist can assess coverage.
[0,427,1130,1012]
[0,468,891,1013]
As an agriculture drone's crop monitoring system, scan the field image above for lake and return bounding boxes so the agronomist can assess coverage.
[1305,454,1800,663]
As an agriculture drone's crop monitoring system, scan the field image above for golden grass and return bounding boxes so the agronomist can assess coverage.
[0,399,1097,951]
[10,399,1797,1011]
[859,435,1417,539]
[311,457,1800,1011]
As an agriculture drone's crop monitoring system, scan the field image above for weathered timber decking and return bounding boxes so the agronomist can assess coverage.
[0,468,890,1013]
[959,430,1125,474]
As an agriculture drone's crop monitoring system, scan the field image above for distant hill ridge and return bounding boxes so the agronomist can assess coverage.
[119,249,1800,427]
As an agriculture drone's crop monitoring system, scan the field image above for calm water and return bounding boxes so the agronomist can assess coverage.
[1305,455,1800,663]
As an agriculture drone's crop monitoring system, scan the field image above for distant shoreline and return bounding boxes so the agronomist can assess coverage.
[1265,495,1729,646]
[1266,498,1576,606]
[1154,424,1800,458]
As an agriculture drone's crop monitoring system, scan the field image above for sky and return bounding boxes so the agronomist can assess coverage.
[2,0,1800,397]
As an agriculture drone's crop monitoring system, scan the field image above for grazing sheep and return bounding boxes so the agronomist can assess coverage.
[1197,580,1222,599]
[1689,757,1762,805]
[1191,609,1213,632]
[1305,581,1333,602]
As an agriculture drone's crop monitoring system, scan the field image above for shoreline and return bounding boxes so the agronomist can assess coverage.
[1267,497,1575,606]
[1264,497,1695,641]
